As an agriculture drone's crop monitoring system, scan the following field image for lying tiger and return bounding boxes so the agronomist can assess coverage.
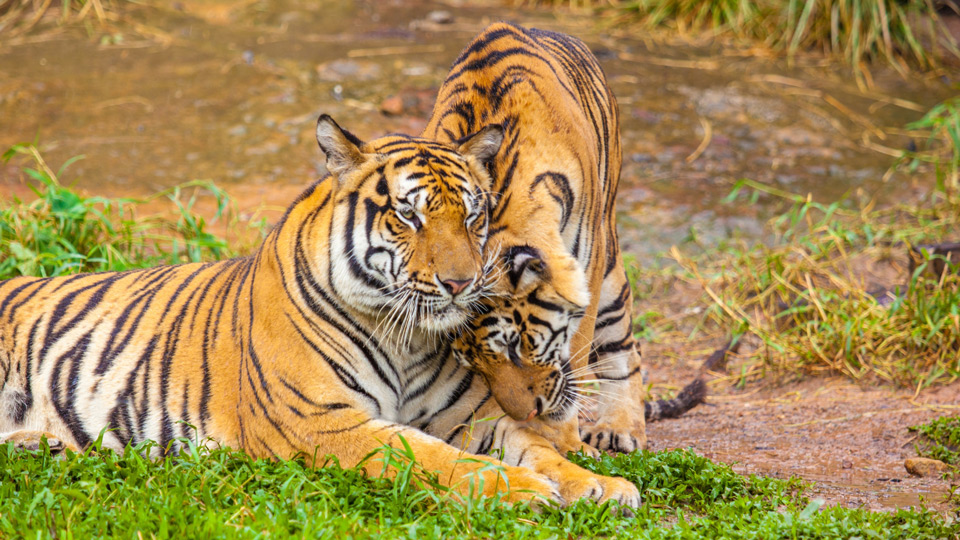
[0,113,642,506]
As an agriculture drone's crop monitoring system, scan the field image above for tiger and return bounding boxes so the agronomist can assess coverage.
[0,114,641,508]
[423,22,653,455]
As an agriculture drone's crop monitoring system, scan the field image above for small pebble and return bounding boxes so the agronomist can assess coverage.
[426,10,454,24]
[380,95,404,116]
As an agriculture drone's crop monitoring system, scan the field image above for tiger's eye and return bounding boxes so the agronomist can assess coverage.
[398,207,415,220]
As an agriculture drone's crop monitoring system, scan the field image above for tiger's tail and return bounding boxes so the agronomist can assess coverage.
[643,339,740,422]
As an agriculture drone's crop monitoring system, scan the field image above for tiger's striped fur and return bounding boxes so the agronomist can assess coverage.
[0,115,641,507]
[425,22,650,454]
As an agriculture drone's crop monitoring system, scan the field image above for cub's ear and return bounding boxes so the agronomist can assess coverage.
[316,114,367,178]
[505,246,590,308]
[506,246,546,294]
[457,124,504,164]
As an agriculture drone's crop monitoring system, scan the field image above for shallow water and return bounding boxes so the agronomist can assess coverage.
[0,0,951,256]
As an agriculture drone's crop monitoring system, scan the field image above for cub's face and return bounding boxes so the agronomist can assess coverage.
[316,115,503,337]
[453,245,590,422]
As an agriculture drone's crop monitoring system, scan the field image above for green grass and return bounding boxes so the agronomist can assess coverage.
[0,143,262,280]
[2,440,957,539]
[905,96,960,188]
[911,416,960,468]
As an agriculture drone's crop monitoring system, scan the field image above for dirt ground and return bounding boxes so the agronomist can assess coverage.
[642,344,960,513]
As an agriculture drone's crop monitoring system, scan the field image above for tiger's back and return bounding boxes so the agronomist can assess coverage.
[427,23,622,269]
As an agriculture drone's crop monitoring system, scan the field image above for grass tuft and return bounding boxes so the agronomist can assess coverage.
[527,0,959,77]
[669,177,960,387]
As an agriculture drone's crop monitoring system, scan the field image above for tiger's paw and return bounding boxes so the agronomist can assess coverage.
[580,423,647,454]
[498,468,565,507]
[558,472,641,510]
[2,431,78,455]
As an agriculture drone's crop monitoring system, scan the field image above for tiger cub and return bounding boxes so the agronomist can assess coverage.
[0,115,639,507]
[425,22,650,454]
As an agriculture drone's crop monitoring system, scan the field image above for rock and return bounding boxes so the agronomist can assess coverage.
[426,10,454,24]
[316,60,381,83]
[380,95,404,116]
[904,457,952,477]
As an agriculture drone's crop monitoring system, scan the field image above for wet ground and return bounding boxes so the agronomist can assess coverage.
[1,0,958,514]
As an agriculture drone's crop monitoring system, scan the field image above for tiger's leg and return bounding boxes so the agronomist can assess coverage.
[579,256,647,454]
[447,399,639,507]
[0,430,80,454]
[487,415,641,508]
[260,407,562,505]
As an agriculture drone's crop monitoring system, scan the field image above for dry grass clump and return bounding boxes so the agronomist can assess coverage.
[670,175,960,388]
[524,0,959,77]
[0,0,111,36]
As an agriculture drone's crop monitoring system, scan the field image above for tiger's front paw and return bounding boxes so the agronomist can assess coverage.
[580,422,647,454]
[499,467,565,507]
[558,472,641,509]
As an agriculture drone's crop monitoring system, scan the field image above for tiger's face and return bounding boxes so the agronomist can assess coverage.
[316,115,503,337]
[453,245,590,422]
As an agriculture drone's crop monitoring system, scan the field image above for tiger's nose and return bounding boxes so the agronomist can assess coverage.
[441,278,473,296]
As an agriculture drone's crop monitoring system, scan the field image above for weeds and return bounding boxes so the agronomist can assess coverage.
[628,94,960,388]
[0,143,261,280]
[666,176,960,387]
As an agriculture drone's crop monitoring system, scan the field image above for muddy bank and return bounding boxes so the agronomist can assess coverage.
[1,0,953,255]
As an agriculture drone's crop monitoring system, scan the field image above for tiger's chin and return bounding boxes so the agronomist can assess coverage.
[418,305,471,334]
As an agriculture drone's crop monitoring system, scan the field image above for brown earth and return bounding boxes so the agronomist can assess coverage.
[642,341,960,513]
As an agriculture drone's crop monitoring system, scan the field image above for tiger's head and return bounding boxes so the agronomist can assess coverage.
[453,243,590,423]
[315,115,503,337]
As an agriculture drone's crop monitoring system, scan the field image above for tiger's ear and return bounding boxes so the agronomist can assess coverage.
[506,246,547,295]
[505,246,589,308]
[457,125,504,164]
[316,114,367,178]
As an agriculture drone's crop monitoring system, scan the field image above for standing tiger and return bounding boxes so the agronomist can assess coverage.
[0,114,640,507]
[426,23,652,454]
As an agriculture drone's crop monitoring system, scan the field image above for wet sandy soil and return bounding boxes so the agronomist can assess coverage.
[1,0,954,253]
